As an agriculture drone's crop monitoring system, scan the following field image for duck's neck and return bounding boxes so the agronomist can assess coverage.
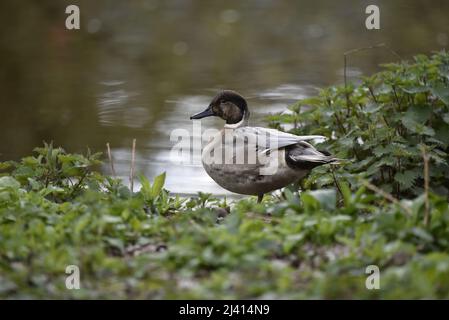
[224,110,249,129]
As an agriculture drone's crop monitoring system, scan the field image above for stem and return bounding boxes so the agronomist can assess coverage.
[368,86,378,104]
[421,145,431,226]
[333,113,347,135]
[106,143,116,177]
[396,157,401,197]
[362,180,412,216]
[70,170,88,198]
[130,139,136,193]
[331,165,344,200]
[392,85,402,111]
[343,42,401,91]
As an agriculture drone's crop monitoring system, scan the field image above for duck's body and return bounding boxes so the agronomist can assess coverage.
[201,127,326,195]
[191,90,338,201]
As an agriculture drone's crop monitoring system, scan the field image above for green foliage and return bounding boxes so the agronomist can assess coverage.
[1,52,449,299]
[0,144,448,298]
[268,51,449,198]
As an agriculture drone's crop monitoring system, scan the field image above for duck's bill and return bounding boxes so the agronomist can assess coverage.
[190,107,214,120]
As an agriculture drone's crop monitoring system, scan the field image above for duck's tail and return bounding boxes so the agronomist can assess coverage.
[317,149,344,165]
[285,144,343,170]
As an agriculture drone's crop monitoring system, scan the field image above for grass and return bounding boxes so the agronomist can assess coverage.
[1,51,449,299]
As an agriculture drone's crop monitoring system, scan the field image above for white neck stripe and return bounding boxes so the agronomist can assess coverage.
[224,110,249,129]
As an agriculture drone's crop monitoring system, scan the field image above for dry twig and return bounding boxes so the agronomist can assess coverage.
[106,143,116,177]
[362,179,412,216]
[420,145,431,226]
[130,139,136,192]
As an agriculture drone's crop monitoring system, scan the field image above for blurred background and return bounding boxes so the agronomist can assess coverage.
[0,0,448,195]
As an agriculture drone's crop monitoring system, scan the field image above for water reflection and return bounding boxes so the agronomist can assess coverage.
[97,83,150,128]
[0,0,448,194]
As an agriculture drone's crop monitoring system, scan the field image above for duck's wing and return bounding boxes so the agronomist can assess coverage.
[286,141,340,168]
[234,126,326,152]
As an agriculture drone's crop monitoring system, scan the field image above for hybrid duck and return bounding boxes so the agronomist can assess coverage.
[190,90,339,202]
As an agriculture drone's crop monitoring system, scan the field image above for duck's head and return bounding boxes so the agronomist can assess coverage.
[190,90,250,126]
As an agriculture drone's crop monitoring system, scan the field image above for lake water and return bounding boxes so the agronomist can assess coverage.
[1,0,448,195]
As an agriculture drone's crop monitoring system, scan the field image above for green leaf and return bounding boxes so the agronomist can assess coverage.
[431,86,449,106]
[402,86,430,94]
[300,192,320,212]
[433,121,449,146]
[266,113,297,124]
[404,105,433,124]
[0,176,20,189]
[365,103,382,114]
[410,227,434,243]
[102,215,122,224]
[0,162,12,171]
[104,237,124,252]
[373,145,395,157]
[443,113,449,124]
[340,182,352,207]
[151,172,166,199]
[139,174,152,201]
[394,170,419,189]
[307,189,336,211]
[401,116,435,136]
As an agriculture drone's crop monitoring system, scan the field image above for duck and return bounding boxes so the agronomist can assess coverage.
[190,90,339,202]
